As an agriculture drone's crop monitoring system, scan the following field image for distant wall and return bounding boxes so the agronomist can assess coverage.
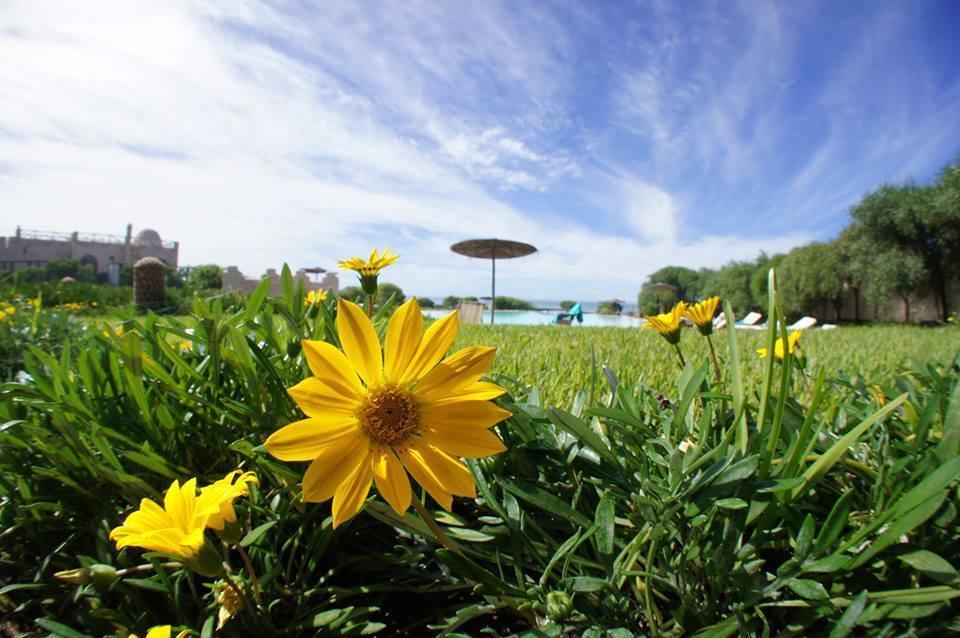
[0,229,178,274]
[812,279,960,323]
[222,266,339,296]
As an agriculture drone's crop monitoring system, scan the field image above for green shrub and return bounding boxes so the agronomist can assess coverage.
[1,269,959,635]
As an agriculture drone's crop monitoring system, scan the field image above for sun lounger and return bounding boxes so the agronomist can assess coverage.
[788,316,818,330]
[735,312,765,329]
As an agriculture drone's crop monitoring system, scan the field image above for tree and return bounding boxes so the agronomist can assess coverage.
[339,286,363,303]
[637,266,702,314]
[418,297,436,308]
[700,262,757,317]
[598,300,623,315]
[560,300,576,310]
[186,264,220,291]
[494,296,534,310]
[778,242,845,320]
[377,283,405,304]
[851,172,960,320]
[862,248,926,322]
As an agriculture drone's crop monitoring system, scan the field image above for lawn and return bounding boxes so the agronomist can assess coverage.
[1,288,959,636]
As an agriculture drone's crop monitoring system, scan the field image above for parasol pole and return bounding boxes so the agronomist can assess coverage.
[490,248,496,325]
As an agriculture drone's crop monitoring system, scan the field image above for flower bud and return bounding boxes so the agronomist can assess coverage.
[545,591,573,621]
[184,540,223,578]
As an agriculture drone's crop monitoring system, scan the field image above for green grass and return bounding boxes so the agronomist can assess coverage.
[457,324,960,407]
[2,276,960,636]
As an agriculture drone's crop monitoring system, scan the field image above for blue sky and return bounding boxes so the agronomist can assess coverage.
[2,1,959,300]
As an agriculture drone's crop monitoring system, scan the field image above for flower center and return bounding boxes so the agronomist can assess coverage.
[358,385,420,446]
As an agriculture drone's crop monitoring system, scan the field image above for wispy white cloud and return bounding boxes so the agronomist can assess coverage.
[1,0,953,301]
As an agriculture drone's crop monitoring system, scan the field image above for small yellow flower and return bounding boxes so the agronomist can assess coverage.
[30,297,41,309]
[144,626,190,638]
[643,301,687,345]
[178,341,193,352]
[684,296,720,335]
[265,298,510,527]
[338,248,400,277]
[110,471,255,575]
[757,331,802,359]
[305,289,329,307]
[103,324,125,338]
[110,478,214,561]
[3,305,15,315]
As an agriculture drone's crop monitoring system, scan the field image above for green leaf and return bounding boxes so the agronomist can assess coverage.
[829,590,868,638]
[239,521,277,548]
[786,578,829,600]
[896,549,958,584]
[499,478,592,528]
[790,394,907,499]
[715,498,748,510]
[436,549,527,597]
[548,408,620,467]
[814,490,854,556]
[33,619,93,638]
[564,576,610,592]
[244,277,272,322]
[936,378,960,463]
[595,491,616,559]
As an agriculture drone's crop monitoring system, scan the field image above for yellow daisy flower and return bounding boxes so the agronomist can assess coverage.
[757,331,802,359]
[3,305,15,315]
[305,289,329,306]
[338,248,399,277]
[265,298,510,527]
[197,471,258,531]
[643,301,687,345]
[684,296,720,335]
[144,626,190,638]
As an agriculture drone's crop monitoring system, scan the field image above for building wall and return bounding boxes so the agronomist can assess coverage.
[0,228,179,274]
[222,266,339,296]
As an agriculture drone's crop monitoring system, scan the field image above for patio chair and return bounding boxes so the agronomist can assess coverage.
[456,300,486,325]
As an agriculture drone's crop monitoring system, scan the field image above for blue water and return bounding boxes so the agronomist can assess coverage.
[423,308,643,327]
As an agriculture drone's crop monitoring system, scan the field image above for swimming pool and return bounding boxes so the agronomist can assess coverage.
[423,308,644,327]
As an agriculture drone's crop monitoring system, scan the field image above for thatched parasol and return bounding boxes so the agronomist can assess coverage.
[450,238,537,324]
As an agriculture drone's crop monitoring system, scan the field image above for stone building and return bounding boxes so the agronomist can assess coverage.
[222,266,339,296]
[0,225,179,284]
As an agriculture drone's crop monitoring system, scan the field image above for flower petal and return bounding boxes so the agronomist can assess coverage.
[422,424,507,458]
[397,442,453,511]
[399,310,459,386]
[371,446,412,515]
[332,459,373,527]
[264,417,360,462]
[301,434,370,503]
[288,378,362,419]
[337,299,383,387]
[383,298,424,383]
[408,439,476,498]
[302,339,363,395]
[430,381,508,406]
[420,400,512,431]
[413,346,496,402]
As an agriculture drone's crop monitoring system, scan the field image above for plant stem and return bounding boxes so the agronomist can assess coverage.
[236,545,261,603]
[410,495,463,556]
[673,344,686,369]
[706,335,721,381]
[365,293,375,318]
